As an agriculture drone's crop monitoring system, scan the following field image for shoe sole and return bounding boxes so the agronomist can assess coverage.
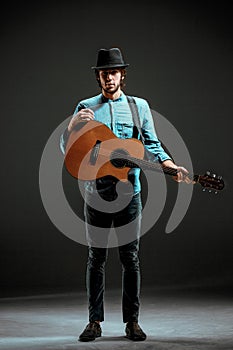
[79,332,102,342]
[126,335,146,341]
[125,329,146,341]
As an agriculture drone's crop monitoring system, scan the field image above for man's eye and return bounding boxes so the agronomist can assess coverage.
[101,70,119,77]
[109,71,118,75]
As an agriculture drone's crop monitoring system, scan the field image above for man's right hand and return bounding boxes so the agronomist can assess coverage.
[67,108,95,132]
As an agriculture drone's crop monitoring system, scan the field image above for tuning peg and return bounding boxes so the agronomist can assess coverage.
[212,173,216,178]
[208,190,212,193]
[202,188,206,192]
[206,171,211,176]
[215,191,218,195]
[217,175,222,180]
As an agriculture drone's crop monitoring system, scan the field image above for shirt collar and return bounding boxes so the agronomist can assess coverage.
[101,92,126,103]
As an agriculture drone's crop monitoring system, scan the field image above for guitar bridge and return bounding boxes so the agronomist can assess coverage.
[89,140,101,165]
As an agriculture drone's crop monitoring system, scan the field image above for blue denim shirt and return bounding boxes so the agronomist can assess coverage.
[60,92,171,194]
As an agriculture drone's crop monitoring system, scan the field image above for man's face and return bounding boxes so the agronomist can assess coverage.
[98,69,122,94]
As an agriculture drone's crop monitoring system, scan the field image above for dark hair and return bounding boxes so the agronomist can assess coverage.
[94,68,127,89]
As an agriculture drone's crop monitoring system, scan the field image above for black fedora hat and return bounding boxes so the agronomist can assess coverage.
[92,48,129,70]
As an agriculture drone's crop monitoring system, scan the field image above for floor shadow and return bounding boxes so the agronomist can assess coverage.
[95,335,129,342]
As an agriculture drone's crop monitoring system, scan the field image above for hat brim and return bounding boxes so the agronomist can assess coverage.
[91,63,129,70]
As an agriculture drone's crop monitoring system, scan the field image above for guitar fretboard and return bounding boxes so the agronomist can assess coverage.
[113,153,178,177]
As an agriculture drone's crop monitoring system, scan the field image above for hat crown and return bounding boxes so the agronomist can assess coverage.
[92,48,129,70]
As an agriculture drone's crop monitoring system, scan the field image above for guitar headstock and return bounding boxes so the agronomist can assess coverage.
[193,171,225,194]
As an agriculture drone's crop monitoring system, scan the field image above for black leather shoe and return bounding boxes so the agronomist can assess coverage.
[125,321,147,341]
[79,321,102,342]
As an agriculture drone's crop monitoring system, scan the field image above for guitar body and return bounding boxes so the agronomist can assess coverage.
[64,120,145,181]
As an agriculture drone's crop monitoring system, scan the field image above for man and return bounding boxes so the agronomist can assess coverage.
[60,47,190,342]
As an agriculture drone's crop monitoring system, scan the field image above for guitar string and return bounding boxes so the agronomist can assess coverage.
[92,148,223,190]
[69,144,224,190]
[96,146,185,177]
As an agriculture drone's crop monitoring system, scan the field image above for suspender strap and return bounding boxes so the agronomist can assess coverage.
[127,95,145,143]
[127,95,173,162]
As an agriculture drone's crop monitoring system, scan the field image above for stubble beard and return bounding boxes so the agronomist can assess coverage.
[102,81,121,96]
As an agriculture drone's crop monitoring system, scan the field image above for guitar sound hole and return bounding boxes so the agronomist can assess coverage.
[110,149,129,168]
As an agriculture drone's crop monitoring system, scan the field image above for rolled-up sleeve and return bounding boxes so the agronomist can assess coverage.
[59,102,87,154]
[139,100,172,163]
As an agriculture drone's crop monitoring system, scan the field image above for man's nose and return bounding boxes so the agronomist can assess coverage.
[106,72,113,80]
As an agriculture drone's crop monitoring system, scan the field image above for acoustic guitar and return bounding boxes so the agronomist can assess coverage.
[64,120,224,193]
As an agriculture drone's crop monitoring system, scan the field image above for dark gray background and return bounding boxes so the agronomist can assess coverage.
[1,0,232,297]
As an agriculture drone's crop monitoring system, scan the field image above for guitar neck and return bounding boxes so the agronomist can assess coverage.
[124,157,224,192]
[124,155,178,177]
